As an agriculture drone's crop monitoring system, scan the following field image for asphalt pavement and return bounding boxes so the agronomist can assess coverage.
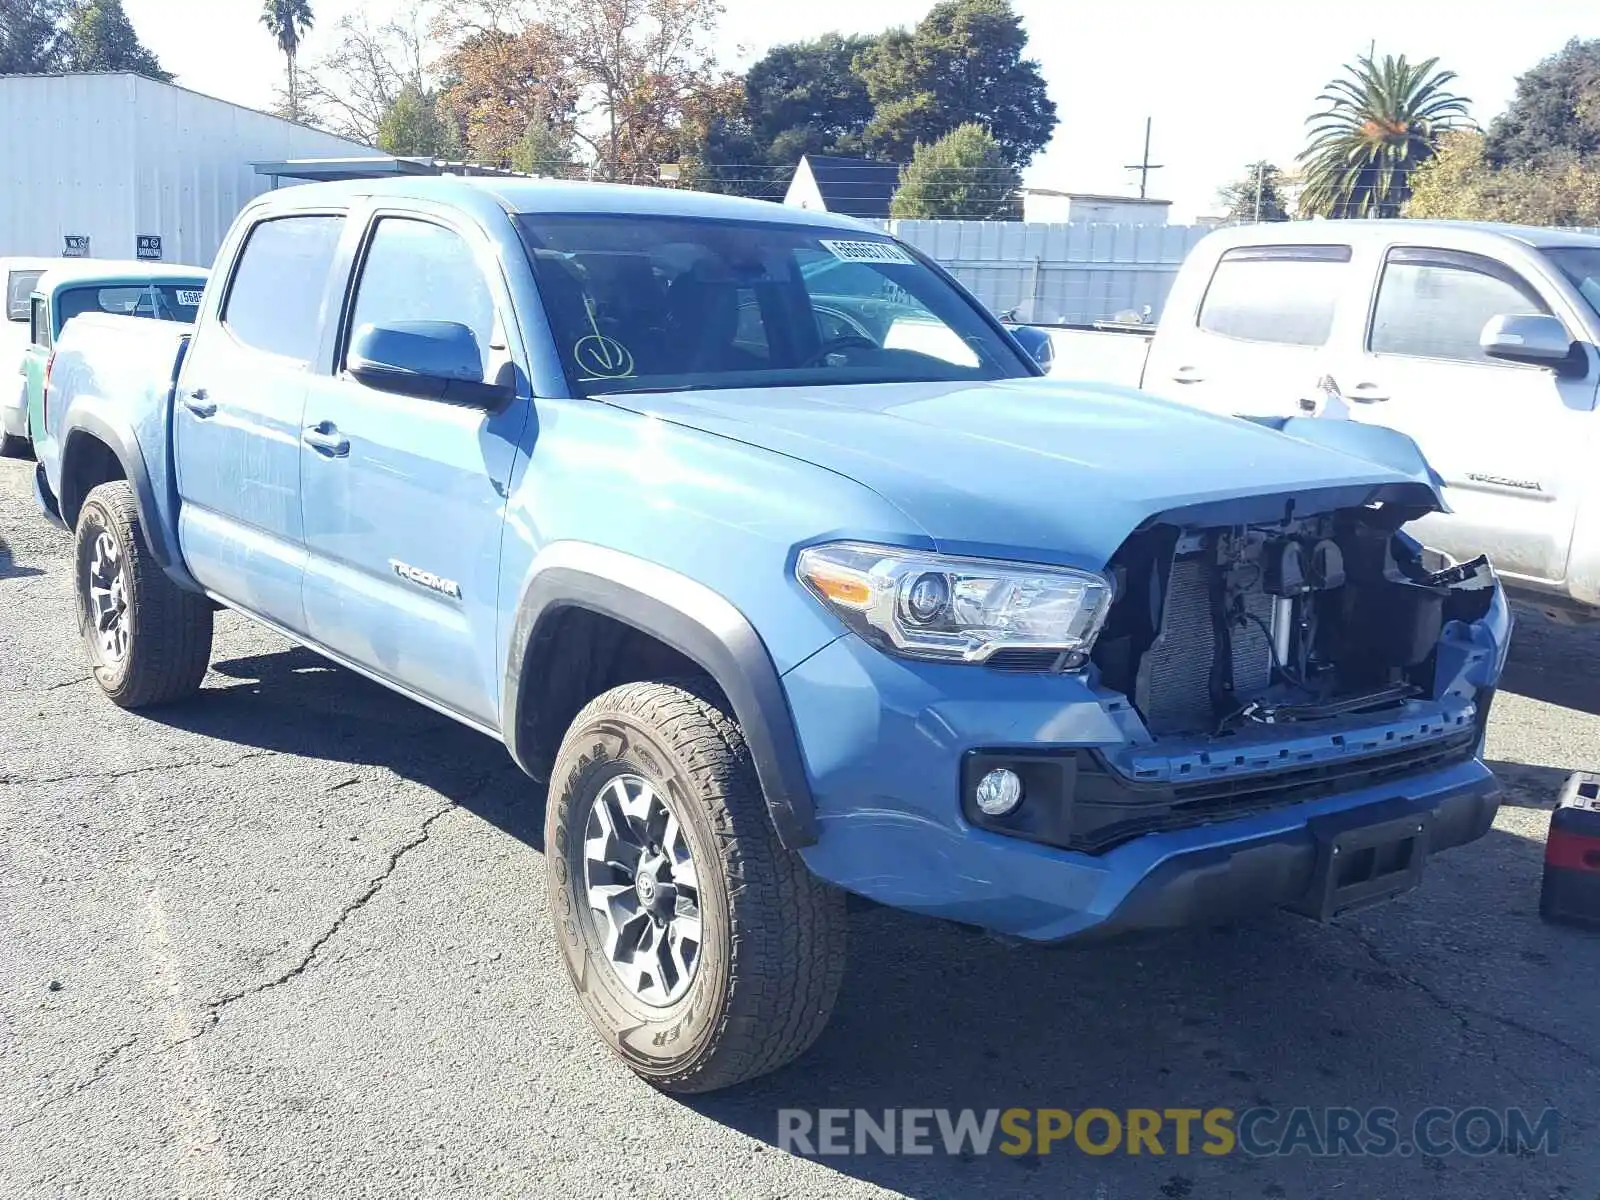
[1,454,1597,1200]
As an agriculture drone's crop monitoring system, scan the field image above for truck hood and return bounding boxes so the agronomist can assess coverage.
[603,378,1444,568]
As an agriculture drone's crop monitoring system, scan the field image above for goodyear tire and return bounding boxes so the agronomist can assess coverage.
[546,679,847,1093]
[74,480,213,707]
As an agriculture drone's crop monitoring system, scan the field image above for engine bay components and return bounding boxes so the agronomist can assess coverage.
[1093,508,1495,739]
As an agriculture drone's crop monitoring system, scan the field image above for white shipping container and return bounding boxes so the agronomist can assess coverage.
[0,73,377,268]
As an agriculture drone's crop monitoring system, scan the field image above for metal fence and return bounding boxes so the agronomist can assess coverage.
[881,220,1216,326]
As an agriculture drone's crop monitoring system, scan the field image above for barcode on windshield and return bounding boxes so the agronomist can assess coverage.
[176,289,203,306]
[820,239,914,266]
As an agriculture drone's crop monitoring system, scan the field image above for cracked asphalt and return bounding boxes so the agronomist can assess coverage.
[2,454,1598,1200]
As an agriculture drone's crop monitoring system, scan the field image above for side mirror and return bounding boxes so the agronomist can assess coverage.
[1480,313,1581,374]
[1008,324,1055,372]
[347,320,513,406]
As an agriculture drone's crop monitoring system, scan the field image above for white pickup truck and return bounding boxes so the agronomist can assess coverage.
[1050,221,1600,613]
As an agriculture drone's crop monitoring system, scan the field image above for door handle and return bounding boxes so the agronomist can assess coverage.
[182,389,216,418]
[1171,366,1204,384]
[302,423,350,458]
[1349,382,1390,404]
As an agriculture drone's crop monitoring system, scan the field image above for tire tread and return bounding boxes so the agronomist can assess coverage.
[554,678,847,1093]
[78,481,212,708]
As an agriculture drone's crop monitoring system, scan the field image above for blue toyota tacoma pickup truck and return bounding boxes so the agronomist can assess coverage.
[35,178,1510,1093]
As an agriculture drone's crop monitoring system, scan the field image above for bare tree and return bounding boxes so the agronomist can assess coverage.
[298,3,434,145]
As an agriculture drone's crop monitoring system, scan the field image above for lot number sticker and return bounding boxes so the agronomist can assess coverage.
[820,239,915,266]
[177,290,204,307]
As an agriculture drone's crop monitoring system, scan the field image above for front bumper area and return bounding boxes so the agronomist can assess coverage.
[1075,769,1499,940]
[782,585,1510,943]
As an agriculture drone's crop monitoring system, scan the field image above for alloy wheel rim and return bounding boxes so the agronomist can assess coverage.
[580,772,703,1006]
[85,530,130,665]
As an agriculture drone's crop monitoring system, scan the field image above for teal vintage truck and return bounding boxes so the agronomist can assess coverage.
[2,261,206,457]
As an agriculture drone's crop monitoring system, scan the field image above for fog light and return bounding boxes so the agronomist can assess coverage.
[975,767,1024,816]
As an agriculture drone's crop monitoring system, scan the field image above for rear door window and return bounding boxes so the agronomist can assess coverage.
[222,215,346,363]
[1368,247,1552,363]
[1197,246,1352,346]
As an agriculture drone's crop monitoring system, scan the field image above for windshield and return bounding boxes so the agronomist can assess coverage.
[1545,247,1600,317]
[56,282,205,331]
[514,214,1032,396]
[7,270,44,321]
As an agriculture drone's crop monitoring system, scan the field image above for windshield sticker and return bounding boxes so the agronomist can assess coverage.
[820,239,915,266]
[573,296,637,381]
[575,334,635,380]
[176,289,203,307]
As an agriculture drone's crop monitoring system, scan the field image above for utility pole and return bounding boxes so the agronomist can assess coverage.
[1254,161,1265,223]
[1123,117,1165,200]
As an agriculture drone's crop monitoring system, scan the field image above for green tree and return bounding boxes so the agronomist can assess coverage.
[376,82,455,156]
[509,106,576,175]
[890,122,1021,219]
[66,0,171,81]
[1485,39,1600,168]
[0,0,72,73]
[1298,52,1471,219]
[261,0,314,121]
[857,0,1056,167]
[1216,161,1290,222]
[1406,129,1600,225]
[744,34,878,160]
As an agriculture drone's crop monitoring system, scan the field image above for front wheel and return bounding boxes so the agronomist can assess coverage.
[74,480,213,707]
[546,679,847,1093]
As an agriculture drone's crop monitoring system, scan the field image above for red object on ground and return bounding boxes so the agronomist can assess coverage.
[1541,772,1600,929]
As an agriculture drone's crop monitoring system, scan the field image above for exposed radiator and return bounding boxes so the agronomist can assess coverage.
[1134,556,1273,736]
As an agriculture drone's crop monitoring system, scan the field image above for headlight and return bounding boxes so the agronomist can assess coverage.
[797,542,1113,665]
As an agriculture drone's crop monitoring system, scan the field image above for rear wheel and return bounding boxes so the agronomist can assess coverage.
[74,481,213,707]
[546,679,847,1093]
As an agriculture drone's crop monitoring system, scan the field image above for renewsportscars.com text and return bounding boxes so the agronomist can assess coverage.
[777,1106,1561,1159]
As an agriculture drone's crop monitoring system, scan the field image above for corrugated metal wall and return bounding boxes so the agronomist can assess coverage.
[0,74,374,268]
[886,220,1215,325]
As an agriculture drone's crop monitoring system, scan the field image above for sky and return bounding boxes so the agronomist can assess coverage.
[123,0,1600,220]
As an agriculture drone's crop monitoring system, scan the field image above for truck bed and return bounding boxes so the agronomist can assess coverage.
[39,312,191,536]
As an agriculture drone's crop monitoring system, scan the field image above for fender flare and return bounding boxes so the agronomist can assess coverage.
[503,543,819,849]
[60,410,200,592]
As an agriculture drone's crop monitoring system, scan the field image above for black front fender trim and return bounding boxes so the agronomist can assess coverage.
[503,543,819,849]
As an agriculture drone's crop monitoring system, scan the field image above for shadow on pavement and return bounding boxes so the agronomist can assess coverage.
[681,828,1573,1198]
[136,636,1590,1196]
[1488,760,1570,809]
[1500,601,1600,718]
[0,535,46,580]
[147,644,546,851]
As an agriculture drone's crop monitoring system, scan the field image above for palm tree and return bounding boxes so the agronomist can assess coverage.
[1298,53,1471,219]
[261,0,315,122]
